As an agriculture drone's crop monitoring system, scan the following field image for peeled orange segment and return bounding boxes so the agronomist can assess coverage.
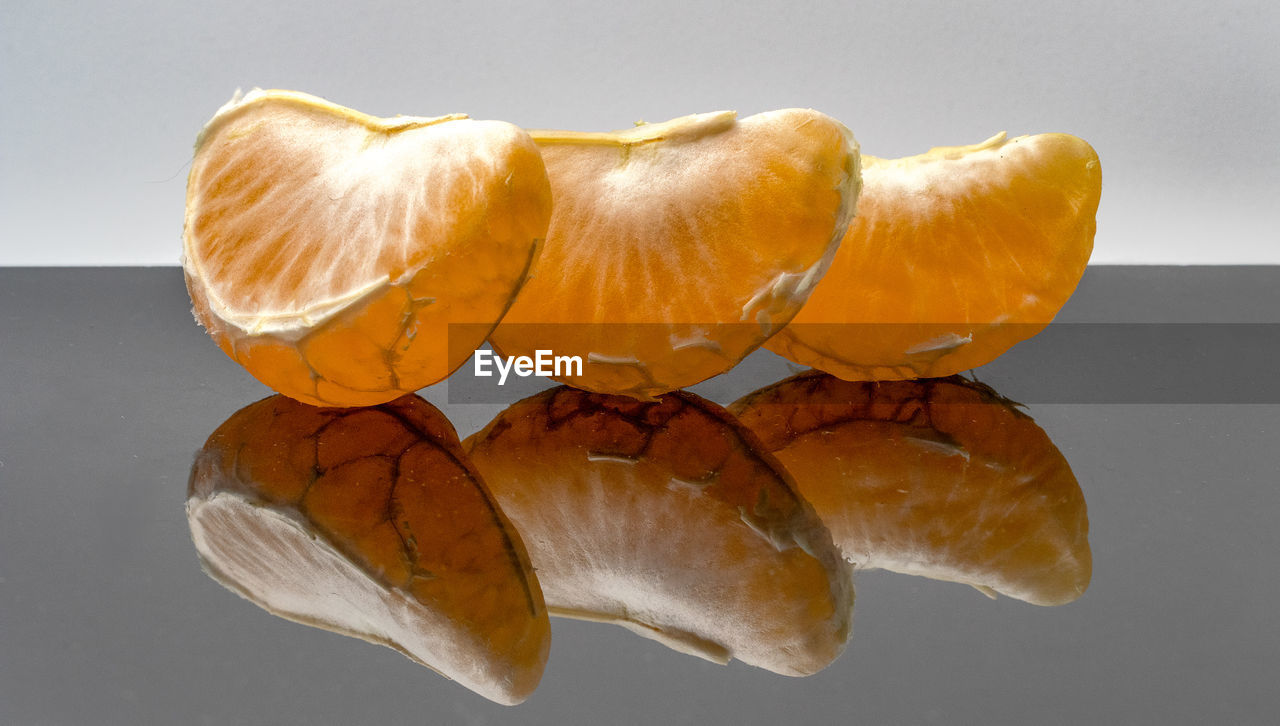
[463,387,854,676]
[729,372,1091,606]
[183,89,551,407]
[488,109,860,399]
[186,394,550,705]
[767,132,1100,381]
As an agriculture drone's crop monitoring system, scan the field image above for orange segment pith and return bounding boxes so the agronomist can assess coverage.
[186,394,551,704]
[489,109,860,399]
[767,132,1100,380]
[183,89,551,406]
[730,371,1091,606]
[463,386,854,676]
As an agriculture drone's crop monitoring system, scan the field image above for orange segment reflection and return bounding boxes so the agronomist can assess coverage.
[730,372,1091,606]
[464,387,854,676]
[187,394,550,705]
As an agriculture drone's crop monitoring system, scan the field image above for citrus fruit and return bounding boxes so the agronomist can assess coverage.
[729,372,1091,606]
[463,386,854,676]
[187,394,550,704]
[488,109,860,399]
[183,89,552,407]
[767,132,1101,380]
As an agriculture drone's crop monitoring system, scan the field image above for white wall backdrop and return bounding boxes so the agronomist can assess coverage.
[2,0,1277,265]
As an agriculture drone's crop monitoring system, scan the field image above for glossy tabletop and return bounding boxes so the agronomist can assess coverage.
[1,266,1278,724]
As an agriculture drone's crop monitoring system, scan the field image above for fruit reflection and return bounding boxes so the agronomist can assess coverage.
[464,387,854,676]
[186,395,550,705]
[730,372,1091,606]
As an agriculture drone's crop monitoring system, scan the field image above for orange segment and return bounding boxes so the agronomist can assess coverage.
[463,387,854,676]
[187,394,550,704]
[489,110,860,399]
[768,132,1100,380]
[183,89,551,406]
[730,372,1091,606]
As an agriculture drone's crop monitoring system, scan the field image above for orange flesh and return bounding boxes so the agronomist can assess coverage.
[490,109,859,399]
[184,90,550,406]
[768,133,1100,380]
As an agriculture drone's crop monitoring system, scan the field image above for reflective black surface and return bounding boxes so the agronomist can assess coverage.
[2,267,1278,724]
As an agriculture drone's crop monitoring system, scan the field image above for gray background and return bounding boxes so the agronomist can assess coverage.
[2,0,1277,265]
